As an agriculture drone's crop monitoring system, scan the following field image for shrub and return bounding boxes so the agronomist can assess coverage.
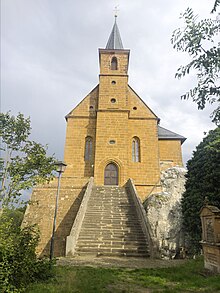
[0,210,54,292]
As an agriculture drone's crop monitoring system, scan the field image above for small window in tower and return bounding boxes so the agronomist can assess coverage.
[89,105,94,110]
[111,57,118,70]
[133,107,137,110]
[112,80,116,85]
[111,98,116,103]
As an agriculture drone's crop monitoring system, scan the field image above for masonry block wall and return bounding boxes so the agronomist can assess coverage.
[23,179,86,257]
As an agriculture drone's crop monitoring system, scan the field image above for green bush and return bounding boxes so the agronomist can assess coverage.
[181,127,220,253]
[0,210,54,292]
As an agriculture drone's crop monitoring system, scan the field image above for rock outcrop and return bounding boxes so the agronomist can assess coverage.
[144,167,187,258]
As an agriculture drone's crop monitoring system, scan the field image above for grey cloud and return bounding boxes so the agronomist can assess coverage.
[1,0,216,166]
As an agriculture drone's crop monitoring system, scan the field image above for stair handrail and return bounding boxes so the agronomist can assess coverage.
[127,178,159,258]
[66,177,94,256]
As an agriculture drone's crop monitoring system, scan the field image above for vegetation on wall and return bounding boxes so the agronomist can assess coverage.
[181,127,220,253]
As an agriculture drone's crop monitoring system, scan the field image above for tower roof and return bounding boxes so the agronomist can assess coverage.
[106,17,124,50]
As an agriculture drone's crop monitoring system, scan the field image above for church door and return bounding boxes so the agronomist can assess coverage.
[104,163,118,185]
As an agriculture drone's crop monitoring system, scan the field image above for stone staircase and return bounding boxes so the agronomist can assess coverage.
[74,186,150,257]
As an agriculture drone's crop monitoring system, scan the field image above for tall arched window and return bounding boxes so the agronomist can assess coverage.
[132,137,140,162]
[84,136,92,161]
[111,57,118,70]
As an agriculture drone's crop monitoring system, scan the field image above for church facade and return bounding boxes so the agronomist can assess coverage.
[24,18,186,257]
[64,19,185,198]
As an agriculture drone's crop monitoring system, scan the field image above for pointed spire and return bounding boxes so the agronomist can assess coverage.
[106,16,124,50]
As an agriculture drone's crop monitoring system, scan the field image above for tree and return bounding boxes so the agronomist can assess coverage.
[0,112,56,207]
[181,127,220,253]
[171,6,220,125]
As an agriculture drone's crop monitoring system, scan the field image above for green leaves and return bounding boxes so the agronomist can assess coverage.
[0,112,56,207]
[211,0,220,13]
[181,127,220,253]
[171,7,220,125]
[0,210,55,292]
[0,112,31,152]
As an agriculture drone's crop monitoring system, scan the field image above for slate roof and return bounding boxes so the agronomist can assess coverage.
[158,126,186,144]
[106,18,124,50]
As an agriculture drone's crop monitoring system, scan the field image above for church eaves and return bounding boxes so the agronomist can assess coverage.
[158,126,186,144]
[106,18,124,50]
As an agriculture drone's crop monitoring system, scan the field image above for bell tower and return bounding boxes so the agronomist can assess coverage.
[94,17,130,185]
[98,17,130,110]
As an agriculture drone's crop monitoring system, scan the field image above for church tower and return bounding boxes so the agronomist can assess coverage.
[24,17,186,257]
[95,17,131,186]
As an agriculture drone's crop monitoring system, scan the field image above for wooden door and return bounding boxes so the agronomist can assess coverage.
[104,163,118,185]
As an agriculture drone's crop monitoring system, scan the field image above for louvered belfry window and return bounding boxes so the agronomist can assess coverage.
[111,57,118,70]
[85,136,92,161]
[132,137,140,162]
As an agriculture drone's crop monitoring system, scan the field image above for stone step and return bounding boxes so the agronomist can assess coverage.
[81,220,142,224]
[75,246,149,253]
[79,228,144,233]
[83,216,139,220]
[84,212,138,215]
[77,241,148,249]
[76,243,148,249]
[79,229,145,233]
[75,248,149,257]
[78,234,147,239]
[81,225,143,230]
[78,235,147,240]
[75,251,149,258]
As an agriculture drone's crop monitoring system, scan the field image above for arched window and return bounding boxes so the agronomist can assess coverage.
[84,136,92,161]
[132,137,140,162]
[111,57,118,70]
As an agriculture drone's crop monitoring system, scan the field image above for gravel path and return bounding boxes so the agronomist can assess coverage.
[57,255,186,269]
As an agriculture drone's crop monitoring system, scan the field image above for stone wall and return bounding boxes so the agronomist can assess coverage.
[23,179,86,257]
[144,166,187,258]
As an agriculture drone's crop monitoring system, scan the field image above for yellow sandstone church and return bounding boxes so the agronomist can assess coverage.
[24,18,186,258]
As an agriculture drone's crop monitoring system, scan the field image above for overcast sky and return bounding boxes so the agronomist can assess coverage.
[1,0,218,165]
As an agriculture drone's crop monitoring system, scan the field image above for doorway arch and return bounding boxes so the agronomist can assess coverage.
[104,163,118,185]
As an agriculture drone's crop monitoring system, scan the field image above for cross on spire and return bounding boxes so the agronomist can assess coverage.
[114,5,119,19]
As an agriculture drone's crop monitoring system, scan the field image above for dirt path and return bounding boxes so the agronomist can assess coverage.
[57,255,186,269]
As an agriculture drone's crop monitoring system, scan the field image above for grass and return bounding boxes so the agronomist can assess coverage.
[26,257,220,293]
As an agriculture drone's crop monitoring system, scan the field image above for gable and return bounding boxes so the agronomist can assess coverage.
[128,85,158,119]
[66,85,99,119]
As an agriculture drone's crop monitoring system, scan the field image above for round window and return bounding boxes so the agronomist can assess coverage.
[111,81,116,85]
[133,107,137,110]
[111,98,116,103]
[89,106,94,110]
[109,140,116,144]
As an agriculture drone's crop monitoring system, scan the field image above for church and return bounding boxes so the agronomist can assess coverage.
[24,17,186,258]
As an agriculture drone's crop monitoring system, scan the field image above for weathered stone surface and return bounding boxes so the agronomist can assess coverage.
[200,205,220,273]
[144,166,187,258]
